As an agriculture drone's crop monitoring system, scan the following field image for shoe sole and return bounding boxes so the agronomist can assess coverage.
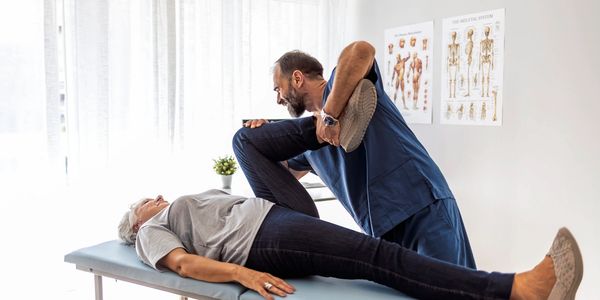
[560,227,584,300]
[339,79,377,152]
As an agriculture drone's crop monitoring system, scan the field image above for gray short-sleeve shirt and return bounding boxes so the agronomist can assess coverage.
[136,189,274,270]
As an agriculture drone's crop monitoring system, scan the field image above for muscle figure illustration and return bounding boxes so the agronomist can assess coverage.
[391,53,410,109]
[407,52,423,109]
[387,43,394,82]
[422,38,429,70]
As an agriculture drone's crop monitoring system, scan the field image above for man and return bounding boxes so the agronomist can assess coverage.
[235,41,475,268]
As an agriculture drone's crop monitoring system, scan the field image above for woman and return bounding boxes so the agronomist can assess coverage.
[118,188,582,300]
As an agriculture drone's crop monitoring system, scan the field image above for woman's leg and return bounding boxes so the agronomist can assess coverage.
[247,206,513,299]
[232,117,325,217]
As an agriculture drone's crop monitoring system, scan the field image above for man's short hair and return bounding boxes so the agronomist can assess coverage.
[275,50,323,80]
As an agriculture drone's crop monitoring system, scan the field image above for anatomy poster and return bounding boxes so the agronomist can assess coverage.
[384,21,433,124]
[440,9,505,126]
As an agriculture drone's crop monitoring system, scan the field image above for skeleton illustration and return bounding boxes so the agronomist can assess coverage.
[447,31,460,98]
[479,26,494,97]
[464,28,474,96]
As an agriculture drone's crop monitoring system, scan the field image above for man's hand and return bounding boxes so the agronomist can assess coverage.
[235,266,295,300]
[244,119,269,128]
[315,112,340,146]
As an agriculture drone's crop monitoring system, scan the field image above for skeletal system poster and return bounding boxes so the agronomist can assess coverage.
[440,9,505,126]
[384,21,433,124]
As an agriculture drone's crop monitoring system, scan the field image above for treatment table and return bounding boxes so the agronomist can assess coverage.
[65,240,414,299]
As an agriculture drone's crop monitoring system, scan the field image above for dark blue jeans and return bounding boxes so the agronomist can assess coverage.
[249,206,513,299]
[232,117,325,218]
[232,119,514,299]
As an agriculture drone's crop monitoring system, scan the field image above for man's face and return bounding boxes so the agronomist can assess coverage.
[273,66,307,117]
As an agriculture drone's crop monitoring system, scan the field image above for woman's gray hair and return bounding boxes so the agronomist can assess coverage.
[117,198,146,244]
[118,211,136,244]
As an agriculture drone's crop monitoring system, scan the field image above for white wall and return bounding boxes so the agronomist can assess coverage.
[347,0,600,298]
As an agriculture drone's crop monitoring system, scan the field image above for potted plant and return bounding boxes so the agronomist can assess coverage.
[213,155,238,189]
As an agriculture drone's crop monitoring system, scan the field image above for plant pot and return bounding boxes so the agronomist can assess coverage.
[221,175,233,189]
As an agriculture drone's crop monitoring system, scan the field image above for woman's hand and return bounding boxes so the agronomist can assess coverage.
[235,266,295,300]
[244,119,269,128]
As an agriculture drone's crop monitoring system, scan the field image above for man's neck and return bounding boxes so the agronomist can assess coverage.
[306,79,328,112]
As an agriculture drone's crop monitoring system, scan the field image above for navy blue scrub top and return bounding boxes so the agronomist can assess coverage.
[288,60,454,237]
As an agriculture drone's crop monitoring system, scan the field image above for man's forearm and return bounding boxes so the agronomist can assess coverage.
[281,160,309,180]
[323,41,376,118]
[289,169,309,180]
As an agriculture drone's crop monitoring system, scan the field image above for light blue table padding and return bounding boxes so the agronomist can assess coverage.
[65,240,415,300]
[239,276,413,300]
[64,240,244,300]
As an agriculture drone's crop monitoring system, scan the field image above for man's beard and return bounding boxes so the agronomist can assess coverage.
[285,87,307,118]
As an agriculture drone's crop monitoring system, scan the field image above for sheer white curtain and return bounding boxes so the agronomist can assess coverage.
[59,0,348,189]
[0,0,59,183]
[175,0,348,175]
[61,0,172,186]
[0,1,348,297]
[0,1,70,298]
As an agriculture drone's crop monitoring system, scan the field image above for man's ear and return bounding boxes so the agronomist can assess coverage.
[292,70,304,88]
[133,222,140,233]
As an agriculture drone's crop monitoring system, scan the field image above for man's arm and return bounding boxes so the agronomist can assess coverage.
[281,160,309,180]
[160,248,295,300]
[322,41,376,119]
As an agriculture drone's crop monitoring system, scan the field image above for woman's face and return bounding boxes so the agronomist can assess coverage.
[133,195,169,231]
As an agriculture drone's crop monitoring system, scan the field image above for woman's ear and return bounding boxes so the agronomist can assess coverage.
[133,222,140,233]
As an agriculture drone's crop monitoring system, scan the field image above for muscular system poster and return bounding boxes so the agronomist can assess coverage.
[384,21,433,124]
[441,9,505,126]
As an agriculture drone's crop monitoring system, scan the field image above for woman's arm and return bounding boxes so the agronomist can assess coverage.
[159,248,295,300]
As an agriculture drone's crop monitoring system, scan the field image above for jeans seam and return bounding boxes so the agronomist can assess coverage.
[253,247,502,299]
